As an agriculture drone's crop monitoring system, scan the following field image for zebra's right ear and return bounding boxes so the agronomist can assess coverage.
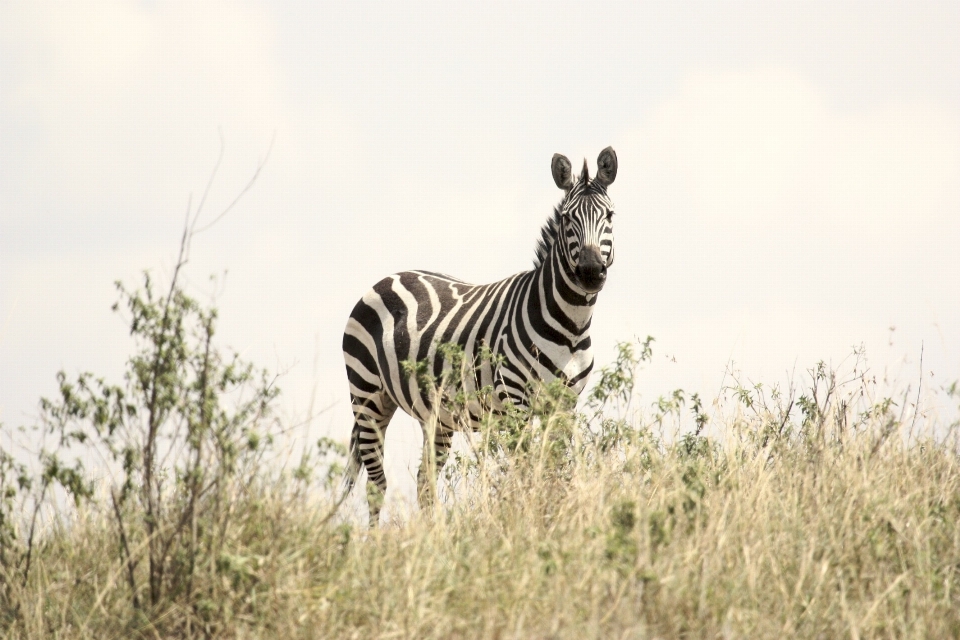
[551,154,574,191]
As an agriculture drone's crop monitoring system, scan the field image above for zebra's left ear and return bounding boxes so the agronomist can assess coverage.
[594,147,618,188]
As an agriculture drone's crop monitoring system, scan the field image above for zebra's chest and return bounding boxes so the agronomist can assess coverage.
[539,341,593,391]
[564,347,594,393]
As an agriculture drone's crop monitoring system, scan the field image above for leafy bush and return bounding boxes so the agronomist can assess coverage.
[0,215,297,635]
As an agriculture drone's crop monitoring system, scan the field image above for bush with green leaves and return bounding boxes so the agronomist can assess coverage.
[0,230,289,633]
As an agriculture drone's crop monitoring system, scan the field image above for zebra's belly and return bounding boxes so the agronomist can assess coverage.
[380,334,593,431]
[374,343,494,432]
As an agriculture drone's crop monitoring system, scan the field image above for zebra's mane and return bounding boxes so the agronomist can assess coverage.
[533,177,598,267]
[532,207,562,268]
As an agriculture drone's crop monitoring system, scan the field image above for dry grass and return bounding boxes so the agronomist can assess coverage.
[3,367,960,639]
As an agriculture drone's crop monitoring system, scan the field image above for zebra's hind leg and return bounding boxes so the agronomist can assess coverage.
[417,423,455,513]
[348,391,398,527]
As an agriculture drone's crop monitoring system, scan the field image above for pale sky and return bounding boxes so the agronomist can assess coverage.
[2,2,959,501]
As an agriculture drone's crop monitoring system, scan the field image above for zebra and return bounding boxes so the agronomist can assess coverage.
[342,147,618,525]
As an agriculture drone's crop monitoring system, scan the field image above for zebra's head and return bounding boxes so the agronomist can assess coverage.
[550,147,617,294]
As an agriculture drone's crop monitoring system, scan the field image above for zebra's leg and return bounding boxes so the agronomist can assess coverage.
[348,391,398,527]
[416,423,455,512]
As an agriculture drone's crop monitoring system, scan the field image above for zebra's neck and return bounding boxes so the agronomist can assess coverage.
[530,237,597,338]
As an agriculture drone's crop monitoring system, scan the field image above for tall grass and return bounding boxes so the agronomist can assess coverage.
[3,343,959,638]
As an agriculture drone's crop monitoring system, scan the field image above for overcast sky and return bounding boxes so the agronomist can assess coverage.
[2,2,959,499]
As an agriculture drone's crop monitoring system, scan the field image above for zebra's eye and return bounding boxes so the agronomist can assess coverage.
[606,210,615,220]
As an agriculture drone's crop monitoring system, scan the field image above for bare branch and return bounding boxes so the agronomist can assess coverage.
[195,130,275,235]
[910,342,924,436]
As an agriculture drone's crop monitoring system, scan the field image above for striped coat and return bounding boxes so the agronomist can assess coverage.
[343,147,618,524]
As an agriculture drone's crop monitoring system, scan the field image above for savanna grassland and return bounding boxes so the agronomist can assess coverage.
[3,245,960,639]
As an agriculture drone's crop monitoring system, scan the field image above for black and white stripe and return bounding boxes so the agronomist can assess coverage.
[342,147,618,525]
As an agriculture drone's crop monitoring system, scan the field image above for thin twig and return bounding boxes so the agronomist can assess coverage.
[910,342,924,437]
[191,128,226,236]
[111,490,141,610]
[20,478,49,589]
[195,131,275,234]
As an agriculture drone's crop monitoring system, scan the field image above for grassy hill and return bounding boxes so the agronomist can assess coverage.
[3,339,959,638]
[2,261,958,638]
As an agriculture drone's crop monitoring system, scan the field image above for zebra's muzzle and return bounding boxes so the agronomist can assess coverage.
[575,245,607,293]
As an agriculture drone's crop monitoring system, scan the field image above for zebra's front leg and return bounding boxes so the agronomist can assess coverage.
[417,423,454,513]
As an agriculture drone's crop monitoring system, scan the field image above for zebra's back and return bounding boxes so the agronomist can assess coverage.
[343,269,530,430]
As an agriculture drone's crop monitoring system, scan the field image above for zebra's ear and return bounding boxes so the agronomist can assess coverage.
[551,154,574,191]
[594,147,617,188]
